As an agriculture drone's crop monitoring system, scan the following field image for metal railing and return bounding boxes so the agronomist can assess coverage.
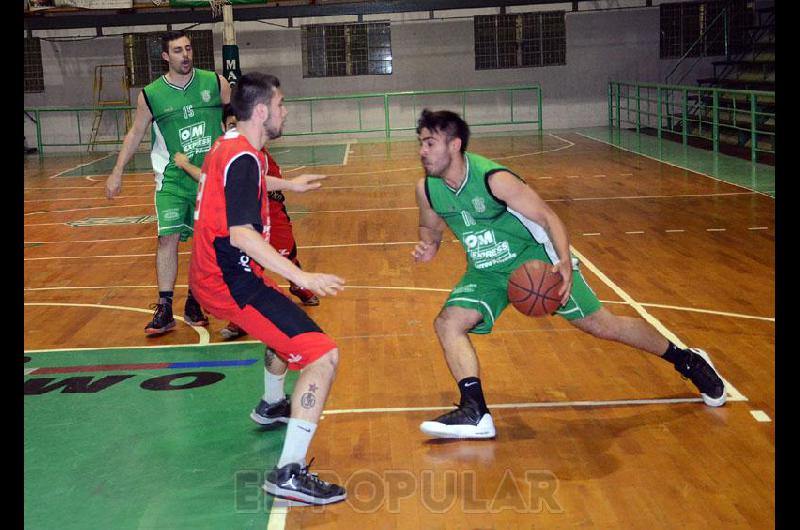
[608,81,774,162]
[23,85,542,154]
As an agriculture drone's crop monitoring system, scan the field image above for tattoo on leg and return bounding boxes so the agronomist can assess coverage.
[300,383,318,409]
[264,348,277,368]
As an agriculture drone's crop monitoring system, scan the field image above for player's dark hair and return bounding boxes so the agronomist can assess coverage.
[161,30,190,53]
[230,73,281,121]
[222,103,235,123]
[416,109,470,153]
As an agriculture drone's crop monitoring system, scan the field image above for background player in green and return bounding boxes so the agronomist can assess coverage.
[105,30,231,335]
[412,109,728,440]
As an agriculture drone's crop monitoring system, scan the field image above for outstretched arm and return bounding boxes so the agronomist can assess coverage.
[266,173,327,192]
[230,225,344,297]
[105,92,153,198]
[488,171,572,305]
[218,74,232,105]
[412,177,447,263]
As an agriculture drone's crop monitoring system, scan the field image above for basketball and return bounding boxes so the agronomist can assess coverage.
[507,259,564,317]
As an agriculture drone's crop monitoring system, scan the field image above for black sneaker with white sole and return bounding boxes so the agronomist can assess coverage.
[419,400,496,439]
[250,396,291,425]
[263,460,347,505]
[675,348,726,407]
[183,295,209,327]
[144,303,176,335]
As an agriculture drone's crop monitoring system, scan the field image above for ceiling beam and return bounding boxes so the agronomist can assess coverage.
[25,0,612,31]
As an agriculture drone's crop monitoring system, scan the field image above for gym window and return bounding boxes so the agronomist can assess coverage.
[24,37,45,93]
[122,30,216,88]
[474,11,566,70]
[302,22,393,78]
[659,0,750,59]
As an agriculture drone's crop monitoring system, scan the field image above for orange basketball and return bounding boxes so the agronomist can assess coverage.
[507,259,564,317]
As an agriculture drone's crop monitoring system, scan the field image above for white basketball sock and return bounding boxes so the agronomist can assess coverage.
[263,367,286,404]
[277,419,317,468]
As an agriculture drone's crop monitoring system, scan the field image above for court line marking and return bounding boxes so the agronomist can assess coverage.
[25,194,153,203]
[282,165,306,174]
[25,184,153,191]
[570,246,747,401]
[23,302,210,344]
[750,410,772,423]
[48,153,114,179]
[24,202,153,216]
[574,131,775,199]
[342,142,351,166]
[322,397,706,416]
[23,285,774,323]
[21,191,758,221]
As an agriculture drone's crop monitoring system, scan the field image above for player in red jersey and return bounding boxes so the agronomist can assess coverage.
[189,73,346,505]
[176,105,319,340]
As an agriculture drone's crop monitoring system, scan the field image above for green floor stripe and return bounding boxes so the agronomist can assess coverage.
[24,343,296,530]
[575,126,775,197]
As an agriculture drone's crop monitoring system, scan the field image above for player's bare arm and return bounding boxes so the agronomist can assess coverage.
[229,224,345,297]
[173,152,202,182]
[106,92,153,199]
[218,74,232,105]
[266,174,327,192]
[488,170,572,304]
[413,177,447,263]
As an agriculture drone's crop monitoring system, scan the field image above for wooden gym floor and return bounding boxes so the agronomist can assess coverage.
[24,131,774,529]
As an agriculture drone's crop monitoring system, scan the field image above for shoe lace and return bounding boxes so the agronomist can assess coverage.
[149,303,167,319]
[299,458,330,487]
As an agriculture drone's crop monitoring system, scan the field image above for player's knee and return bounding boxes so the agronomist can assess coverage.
[433,309,473,337]
[314,347,339,374]
[574,309,618,341]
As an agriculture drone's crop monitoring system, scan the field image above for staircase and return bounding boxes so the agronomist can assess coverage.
[683,1,775,163]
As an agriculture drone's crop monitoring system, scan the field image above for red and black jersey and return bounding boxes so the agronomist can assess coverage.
[264,150,292,229]
[190,130,271,306]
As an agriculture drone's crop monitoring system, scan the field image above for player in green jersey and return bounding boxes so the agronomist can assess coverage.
[105,30,231,336]
[412,109,727,440]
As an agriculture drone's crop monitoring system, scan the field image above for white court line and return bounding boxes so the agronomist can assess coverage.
[748,227,769,230]
[322,397,705,416]
[582,233,601,236]
[25,184,153,191]
[26,236,153,244]
[282,165,306,174]
[267,501,290,530]
[24,202,153,216]
[342,142,351,166]
[25,194,152,203]
[574,131,775,200]
[22,192,756,223]
[707,228,727,232]
[750,410,772,423]
[24,284,773,323]
[571,246,747,401]
[665,229,685,233]
[625,231,645,235]
[23,302,209,344]
[48,153,114,179]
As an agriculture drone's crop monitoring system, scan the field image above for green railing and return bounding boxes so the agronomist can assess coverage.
[608,81,774,162]
[23,85,542,154]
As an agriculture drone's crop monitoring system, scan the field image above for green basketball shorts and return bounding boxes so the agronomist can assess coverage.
[444,253,602,334]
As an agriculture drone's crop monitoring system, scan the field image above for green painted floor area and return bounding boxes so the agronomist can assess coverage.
[24,343,297,530]
[59,144,348,177]
[574,126,775,197]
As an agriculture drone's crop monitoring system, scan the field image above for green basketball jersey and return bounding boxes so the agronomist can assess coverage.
[425,152,561,273]
[143,68,222,195]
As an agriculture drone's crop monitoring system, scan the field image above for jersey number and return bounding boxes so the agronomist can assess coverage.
[183,105,195,119]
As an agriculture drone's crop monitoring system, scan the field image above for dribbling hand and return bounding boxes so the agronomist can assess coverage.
[299,272,345,297]
[412,240,439,263]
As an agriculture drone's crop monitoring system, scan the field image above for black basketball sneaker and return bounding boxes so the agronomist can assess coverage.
[144,302,176,335]
[183,294,209,327]
[262,460,347,505]
[250,396,291,425]
[675,348,727,407]
[419,400,496,439]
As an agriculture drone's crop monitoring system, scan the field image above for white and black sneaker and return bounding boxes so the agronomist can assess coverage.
[675,348,727,407]
[250,396,291,425]
[419,401,496,439]
[263,460,347,505]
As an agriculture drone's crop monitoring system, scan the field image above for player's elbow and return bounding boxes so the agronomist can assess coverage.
[229,227,250,251]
